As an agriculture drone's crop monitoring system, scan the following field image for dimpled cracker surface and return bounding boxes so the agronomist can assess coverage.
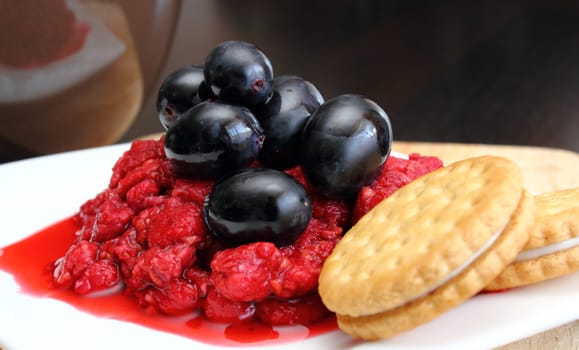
[336,190,533,340]
[318,155,524,318]
[486,188,579,290]
[526,188,579,248]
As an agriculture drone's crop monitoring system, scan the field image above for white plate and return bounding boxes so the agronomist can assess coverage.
[0,143,577,350]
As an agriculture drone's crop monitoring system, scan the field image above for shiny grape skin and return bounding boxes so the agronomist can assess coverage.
[300,94,393,199]
[197,80,215,101]
[164,101,264,179]
[156,65,205,130]
[203,168,312,246]
[254,75,324,170]
[204,41,274,106]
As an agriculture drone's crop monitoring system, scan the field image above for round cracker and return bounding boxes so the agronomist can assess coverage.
[526,188,579,248]
[319,156,524,318]
[486,187,579,290]
[336,190,533,340]
[485,245,579,290]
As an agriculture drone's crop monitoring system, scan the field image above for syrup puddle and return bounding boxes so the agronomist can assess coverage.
[0,217,337,346]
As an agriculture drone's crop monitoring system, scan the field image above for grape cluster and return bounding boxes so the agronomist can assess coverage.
[157,40,393,246]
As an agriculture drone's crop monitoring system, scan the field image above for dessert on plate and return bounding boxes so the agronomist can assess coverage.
[50,40,443,327]
[2,40,576,344]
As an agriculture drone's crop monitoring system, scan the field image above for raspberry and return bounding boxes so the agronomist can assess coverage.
[255,294,330,326]
[272,219,340,298]
[109,228,142,278]
[137,278,200,315]
[125,179,164,211]
[127,243,195,290]
[76,190,133,242]
[52,137,443,326]
[132,198,208,248]
[203,288,256,323]
[113,158,174,198]
[170,178,213,206]
[211,242,284,302]
[73,259,119,295]
[183,267,213,299]
[109,139,166,189]
[353,154,443,222]
[285,166,351,227]
[53,240,99,288]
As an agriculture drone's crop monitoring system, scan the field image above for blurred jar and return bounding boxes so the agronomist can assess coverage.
[0,0,180,162]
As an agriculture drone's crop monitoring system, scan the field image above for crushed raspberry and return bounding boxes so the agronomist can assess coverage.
[255,294,330,326]
[76,191,134,242]
[353,153,443,221]
[132,197,208,248]
[183,267,213,299]
[109,138,168,189]
[272,219,341,298]
[113,158,174,198]
[108,228,142,277]
[136,277,200,315]
[126,243,195,290]
[73,259,119,295]
[53,240,99,289]
[211,242,284,302]
[52,138,442,326]
[285,166,351,228]
[170,178,214,206]
[203,288,256,323]
[125,179,164,211]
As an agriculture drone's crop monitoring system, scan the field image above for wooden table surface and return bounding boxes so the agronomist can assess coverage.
[393,141,579,350]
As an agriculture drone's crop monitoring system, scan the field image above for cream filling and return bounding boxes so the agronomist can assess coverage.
[384,222,507,313]
[514,236,579,262]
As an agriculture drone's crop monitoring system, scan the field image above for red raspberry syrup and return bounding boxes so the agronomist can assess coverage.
[0,218,338,347]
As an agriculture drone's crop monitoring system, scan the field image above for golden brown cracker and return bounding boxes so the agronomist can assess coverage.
[528,187,579,247]
[338,192,533,340]
[319,155,524,318]
[335,190,533,340]
[485,246,579,290]
[486,188,579,290]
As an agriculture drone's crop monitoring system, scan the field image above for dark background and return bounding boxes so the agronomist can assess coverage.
[2,0,578,163]
[123,0,579,152]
